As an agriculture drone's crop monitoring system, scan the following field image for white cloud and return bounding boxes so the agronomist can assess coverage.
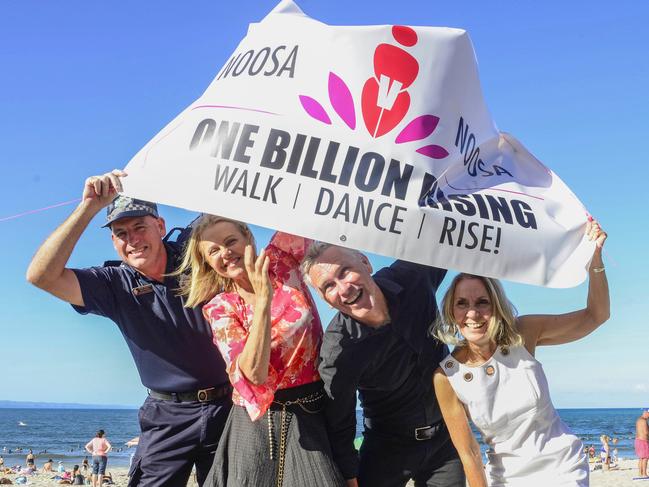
[634,384,649,392]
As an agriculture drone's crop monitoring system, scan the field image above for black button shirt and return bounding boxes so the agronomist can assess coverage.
[318,260,448,479]
[72,244,228,392]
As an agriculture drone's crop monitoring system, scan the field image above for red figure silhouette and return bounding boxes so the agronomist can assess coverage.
[362,25,419,138]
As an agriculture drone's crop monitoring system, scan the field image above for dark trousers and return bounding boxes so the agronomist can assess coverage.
[128,395,231,487]
[358,429,465,487]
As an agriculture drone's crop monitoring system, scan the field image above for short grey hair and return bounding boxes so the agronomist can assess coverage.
[301,242,335,286]
[300,241,364,286]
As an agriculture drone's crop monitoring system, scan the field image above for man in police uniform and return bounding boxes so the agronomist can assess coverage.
[27,169,231,486]
[302,243,465,487]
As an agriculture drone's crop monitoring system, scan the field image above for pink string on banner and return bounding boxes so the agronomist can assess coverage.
[0,198,81,223]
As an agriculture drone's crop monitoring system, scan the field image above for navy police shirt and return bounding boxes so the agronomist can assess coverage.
[72,244,228,392]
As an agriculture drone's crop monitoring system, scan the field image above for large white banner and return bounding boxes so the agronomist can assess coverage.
[123,0,594,288]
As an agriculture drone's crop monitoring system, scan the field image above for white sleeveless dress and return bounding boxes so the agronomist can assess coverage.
[441,345,588,486]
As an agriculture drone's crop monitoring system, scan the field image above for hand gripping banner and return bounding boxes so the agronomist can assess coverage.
[123,0,594,287]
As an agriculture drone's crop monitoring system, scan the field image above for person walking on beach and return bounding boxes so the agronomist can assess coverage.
[636,409,649,478]
[27,170,232,486]
[303,246,464,487]
[85,430,111,487]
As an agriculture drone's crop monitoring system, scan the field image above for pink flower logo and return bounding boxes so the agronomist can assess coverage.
[299,25,449,160]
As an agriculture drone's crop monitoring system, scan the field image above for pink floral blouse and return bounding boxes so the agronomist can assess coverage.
[203,232,323,421]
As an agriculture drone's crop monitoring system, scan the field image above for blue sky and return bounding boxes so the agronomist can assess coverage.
[1,0,647,408]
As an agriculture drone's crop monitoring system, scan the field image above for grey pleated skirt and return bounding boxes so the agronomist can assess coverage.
[205,382,345,487]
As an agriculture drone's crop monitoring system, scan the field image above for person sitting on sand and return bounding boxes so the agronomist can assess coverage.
[58,465,84,484]
[43,458,53,472]
[71,464,85,485]
[59,465,85,485]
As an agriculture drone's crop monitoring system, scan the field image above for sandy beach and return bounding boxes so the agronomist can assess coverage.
[588,458,648,487]
[1,459,645,486]
[0,465,199,486]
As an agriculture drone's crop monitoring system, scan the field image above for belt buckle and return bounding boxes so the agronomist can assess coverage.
[196,387,214,402]
[415,425,433,441]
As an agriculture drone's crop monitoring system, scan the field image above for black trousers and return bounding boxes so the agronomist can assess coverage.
[358,429,465,487]
[128,395,231,487]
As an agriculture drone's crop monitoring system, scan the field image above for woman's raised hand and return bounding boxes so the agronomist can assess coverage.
[244,245,273,303]
[237,245,274,384]
[586,218,607,249]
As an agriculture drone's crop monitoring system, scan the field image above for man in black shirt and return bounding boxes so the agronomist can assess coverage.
[303,243,465,487]
[27,170,231,486]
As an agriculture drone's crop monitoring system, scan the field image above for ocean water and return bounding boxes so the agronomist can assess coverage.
[554,408,640,458]
[353,408,642,459]
[0,407,642,468]
[1,409,139,468]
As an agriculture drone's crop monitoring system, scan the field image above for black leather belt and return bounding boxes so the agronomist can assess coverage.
[364,418,443,441]
[414,425,437,441]
[148,383,232,403]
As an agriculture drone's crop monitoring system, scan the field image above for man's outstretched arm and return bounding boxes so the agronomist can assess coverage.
[26,170,125,306]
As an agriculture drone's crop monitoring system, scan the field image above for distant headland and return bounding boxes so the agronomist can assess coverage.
[0,400,137,409]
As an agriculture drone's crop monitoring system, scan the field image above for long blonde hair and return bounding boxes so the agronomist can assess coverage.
[433,273,523,348]
[175,214,256,307]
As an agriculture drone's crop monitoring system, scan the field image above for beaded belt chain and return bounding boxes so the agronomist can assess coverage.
[267,389,325,487]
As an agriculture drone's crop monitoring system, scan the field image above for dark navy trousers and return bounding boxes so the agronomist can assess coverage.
[128,395,231,487]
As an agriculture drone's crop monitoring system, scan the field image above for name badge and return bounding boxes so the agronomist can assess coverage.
[132,284,154,296]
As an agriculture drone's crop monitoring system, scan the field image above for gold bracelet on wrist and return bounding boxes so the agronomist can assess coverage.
[591,266,605,273]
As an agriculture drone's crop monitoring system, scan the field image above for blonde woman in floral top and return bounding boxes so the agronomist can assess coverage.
[177,215,344,487]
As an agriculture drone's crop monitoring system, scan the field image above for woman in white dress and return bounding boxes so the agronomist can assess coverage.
[432,220,608,487]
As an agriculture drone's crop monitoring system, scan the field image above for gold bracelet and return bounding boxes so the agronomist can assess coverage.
[591,266,605,273]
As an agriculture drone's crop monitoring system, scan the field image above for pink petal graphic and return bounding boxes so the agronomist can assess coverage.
[328,72,356,129]
[395,115,440,144]
[299,95,331,125]
[416,144,449,159]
